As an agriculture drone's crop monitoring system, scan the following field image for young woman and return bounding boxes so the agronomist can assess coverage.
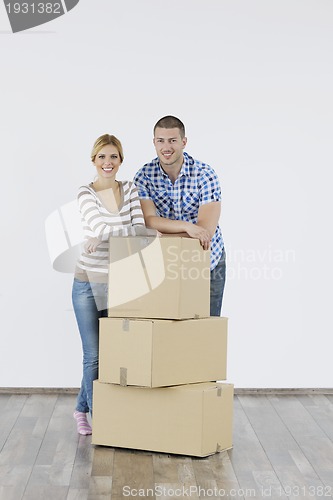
[72,134,145,435]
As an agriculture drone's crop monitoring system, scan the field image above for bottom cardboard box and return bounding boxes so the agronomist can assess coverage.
[92,380,233,457]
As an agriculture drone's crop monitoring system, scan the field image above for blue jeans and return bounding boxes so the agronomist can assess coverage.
[72,278,108,415]
[210,248,226,316]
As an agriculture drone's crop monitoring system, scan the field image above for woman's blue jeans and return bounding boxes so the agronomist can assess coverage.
[72,278,108,415]
[210,248,226,316]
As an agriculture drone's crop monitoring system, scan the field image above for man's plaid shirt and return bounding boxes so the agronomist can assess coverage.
[134,152,224,270]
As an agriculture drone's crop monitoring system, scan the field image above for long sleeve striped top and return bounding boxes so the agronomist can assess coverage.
[74,180,145,283]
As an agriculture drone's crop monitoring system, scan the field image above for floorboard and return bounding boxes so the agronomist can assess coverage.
[153,454,199,499]
[111,448,155,500]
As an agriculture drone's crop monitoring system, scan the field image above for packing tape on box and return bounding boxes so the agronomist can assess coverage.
[120,367,127,386]
[217,387,222,397]
[122,319,130,331]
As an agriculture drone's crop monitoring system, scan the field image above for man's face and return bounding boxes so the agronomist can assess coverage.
[153,127,187,170]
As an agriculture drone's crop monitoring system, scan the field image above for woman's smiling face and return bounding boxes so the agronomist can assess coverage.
[93,144,122,180]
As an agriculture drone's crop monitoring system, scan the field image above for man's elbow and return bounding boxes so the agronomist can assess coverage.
[143,214,158,229]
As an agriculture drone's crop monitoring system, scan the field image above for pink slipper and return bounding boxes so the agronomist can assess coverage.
[73,410,92,435]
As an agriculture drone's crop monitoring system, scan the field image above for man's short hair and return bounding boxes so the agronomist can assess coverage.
[154,116,186,139]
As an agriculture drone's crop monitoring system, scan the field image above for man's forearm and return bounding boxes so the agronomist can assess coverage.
[144,215,191,234]
[145,215,211,249]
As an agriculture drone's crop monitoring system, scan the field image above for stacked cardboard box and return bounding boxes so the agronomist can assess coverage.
[92,236,233,457]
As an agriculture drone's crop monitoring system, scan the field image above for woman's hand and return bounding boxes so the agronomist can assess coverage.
[84,237,101,254]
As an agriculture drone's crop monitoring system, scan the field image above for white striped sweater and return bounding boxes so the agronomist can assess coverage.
[74,180,144,282]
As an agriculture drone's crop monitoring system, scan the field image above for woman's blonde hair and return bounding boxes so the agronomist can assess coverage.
[91,134,124,163]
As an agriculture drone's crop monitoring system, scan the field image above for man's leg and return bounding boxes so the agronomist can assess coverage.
[210,248,226,316]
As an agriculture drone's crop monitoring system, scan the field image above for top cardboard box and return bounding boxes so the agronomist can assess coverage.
[108,236,210,319]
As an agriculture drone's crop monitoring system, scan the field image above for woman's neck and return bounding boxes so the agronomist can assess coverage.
[92,178,118,192]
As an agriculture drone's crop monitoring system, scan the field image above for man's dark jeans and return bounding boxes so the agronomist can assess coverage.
[210,248,226,316]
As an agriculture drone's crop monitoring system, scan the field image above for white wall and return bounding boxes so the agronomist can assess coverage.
[0,0,332,388]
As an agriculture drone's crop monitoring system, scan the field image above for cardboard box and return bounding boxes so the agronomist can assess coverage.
[92,381,233,457]
[99,317,228,387]
[107,236,210,319]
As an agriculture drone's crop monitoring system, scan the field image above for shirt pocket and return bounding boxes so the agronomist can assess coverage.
[182,191,200,214]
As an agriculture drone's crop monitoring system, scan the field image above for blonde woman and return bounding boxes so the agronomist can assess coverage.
[72,134,145,435]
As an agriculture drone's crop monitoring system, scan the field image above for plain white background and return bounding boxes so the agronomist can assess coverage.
[0,0,332,388]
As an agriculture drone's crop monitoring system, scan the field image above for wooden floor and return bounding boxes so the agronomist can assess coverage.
[1,393,333,499]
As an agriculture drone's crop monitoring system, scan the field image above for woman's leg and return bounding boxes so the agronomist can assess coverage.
[72,279,107,416]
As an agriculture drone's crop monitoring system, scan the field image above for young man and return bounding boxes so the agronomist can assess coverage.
[134,115,226,316]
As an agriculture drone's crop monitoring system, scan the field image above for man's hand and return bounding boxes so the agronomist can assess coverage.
[184,223,211,250]
[84,237,101,254]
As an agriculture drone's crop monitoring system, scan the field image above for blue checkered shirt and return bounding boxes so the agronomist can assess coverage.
[134,152,224,270]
